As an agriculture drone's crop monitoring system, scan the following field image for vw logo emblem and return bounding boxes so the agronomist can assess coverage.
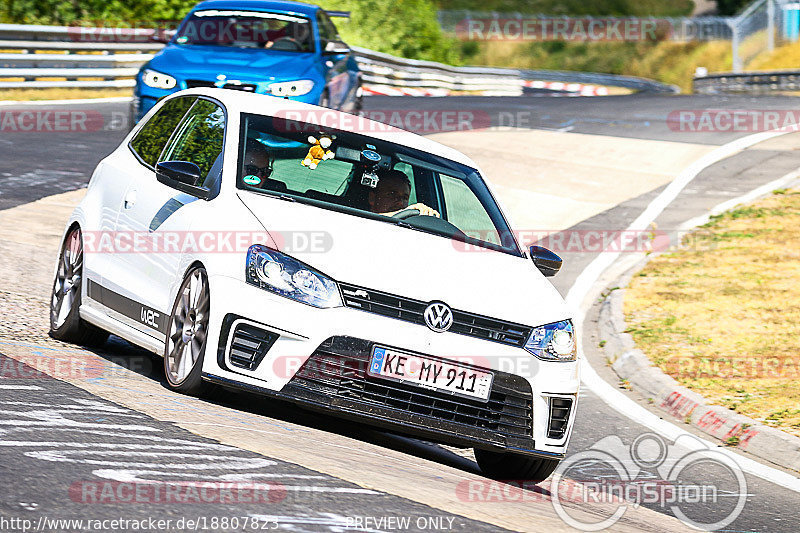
[424,302,453,333]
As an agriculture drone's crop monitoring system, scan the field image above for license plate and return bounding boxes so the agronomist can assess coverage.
[368,346,494,401]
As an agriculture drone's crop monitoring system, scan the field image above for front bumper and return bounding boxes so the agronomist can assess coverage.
[202,275,579,456]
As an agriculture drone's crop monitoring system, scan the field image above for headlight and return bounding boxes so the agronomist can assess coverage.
[246,245,341,308]
[268,80,314,97]
[142,69,177,90]
[524,320,577,362]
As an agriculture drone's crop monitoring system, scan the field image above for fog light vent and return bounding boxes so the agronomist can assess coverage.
[548,397,573,439]
[229,324,278,371]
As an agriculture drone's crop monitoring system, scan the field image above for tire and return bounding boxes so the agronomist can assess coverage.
[164,266,211,396]
[49,226,109,346]
[474,449,560,482]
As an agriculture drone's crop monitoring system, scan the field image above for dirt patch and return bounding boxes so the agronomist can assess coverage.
[625,189,800,437]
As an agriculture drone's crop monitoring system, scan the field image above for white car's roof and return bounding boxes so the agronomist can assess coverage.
[175,88,481,170]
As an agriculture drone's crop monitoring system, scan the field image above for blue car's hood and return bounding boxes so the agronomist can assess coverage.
[149,45,319,81]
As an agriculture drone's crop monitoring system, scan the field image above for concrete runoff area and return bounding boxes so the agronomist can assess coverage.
[429,129,715,232]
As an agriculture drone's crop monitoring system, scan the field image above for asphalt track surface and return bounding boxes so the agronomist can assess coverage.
[1,94,800,532]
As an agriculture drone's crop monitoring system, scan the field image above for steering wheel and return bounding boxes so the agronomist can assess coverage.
[271,37,302,51]
[392,208,421,220]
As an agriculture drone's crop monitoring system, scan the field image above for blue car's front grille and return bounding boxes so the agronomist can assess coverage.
[186,80,257,92]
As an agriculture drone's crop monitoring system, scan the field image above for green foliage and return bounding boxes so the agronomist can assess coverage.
[0,0,461,63]
[435,0,695,17]
[318,0,462,63]
[0,0,197,25]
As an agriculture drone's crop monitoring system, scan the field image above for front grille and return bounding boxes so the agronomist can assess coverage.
[548,397,573,439]
[186,80,257,92]
[288,337,533,439]
[228,323,278,370]
[340,284,531,347]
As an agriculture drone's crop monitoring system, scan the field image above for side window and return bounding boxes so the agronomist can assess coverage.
[316,11,340,43]
[159,99,225,188]
[393,162,417,204]
[129,97,196,167]
[440,174,500,244]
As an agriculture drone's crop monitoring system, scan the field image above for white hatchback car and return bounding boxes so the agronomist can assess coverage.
[51,88,579,481]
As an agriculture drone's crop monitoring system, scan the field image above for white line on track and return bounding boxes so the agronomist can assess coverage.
[0,384,43,390]
[566,128,800,493]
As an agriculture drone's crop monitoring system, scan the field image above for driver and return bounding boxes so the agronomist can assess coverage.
[367,169,439,218]
[242,138,274,186]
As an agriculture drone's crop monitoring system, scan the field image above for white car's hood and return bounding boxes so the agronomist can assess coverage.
[239,191,571,327]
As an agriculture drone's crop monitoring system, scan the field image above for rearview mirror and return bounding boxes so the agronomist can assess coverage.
[323,40,350,55]
[529,246,562,277]
[156,161,210,199]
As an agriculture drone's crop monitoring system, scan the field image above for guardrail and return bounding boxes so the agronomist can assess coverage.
[693,70,800,94]
[0,22,676,94]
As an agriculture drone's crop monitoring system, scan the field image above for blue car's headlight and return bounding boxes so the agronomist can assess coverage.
[142,69,177,90]
[246,245,341,308]
[268,80,315,97]
[524,320,577,362]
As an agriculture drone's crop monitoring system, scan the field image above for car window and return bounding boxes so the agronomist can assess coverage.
[440,173,501,245]
[238,113,519,256]
[159,99,225,188]
[316,10,340,43]
[129,97,196,167]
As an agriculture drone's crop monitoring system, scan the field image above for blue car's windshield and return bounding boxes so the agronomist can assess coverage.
[174,10,313,52]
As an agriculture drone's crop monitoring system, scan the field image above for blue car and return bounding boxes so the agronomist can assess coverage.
[132,0,362,122]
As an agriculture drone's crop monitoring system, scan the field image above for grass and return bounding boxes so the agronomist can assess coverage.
[463,39,733,92]
[624,190,800,437]
[0,87,132,101]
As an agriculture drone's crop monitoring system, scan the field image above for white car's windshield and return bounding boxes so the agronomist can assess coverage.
[174,10,313,52]
[237,113,520,255]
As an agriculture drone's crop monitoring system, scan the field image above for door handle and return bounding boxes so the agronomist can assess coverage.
[124,190,137,210]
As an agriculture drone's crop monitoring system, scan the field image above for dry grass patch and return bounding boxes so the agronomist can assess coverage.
[624,189,800,437]
[0,88,132,102]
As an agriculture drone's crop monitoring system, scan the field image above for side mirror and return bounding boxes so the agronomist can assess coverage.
[530,246,562,277]
[156,161,210,199]
[151,29,175,44]
[323,40,350,55]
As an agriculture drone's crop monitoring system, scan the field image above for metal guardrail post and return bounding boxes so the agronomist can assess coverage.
[730,20,743,73]
[768,0,776,51]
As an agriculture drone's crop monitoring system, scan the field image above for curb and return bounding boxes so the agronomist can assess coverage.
[599,251,800,473]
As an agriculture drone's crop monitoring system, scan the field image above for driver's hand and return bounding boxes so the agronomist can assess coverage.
[409,203,440,218]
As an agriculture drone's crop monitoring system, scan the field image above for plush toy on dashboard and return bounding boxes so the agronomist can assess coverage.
[301,135,334,170]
